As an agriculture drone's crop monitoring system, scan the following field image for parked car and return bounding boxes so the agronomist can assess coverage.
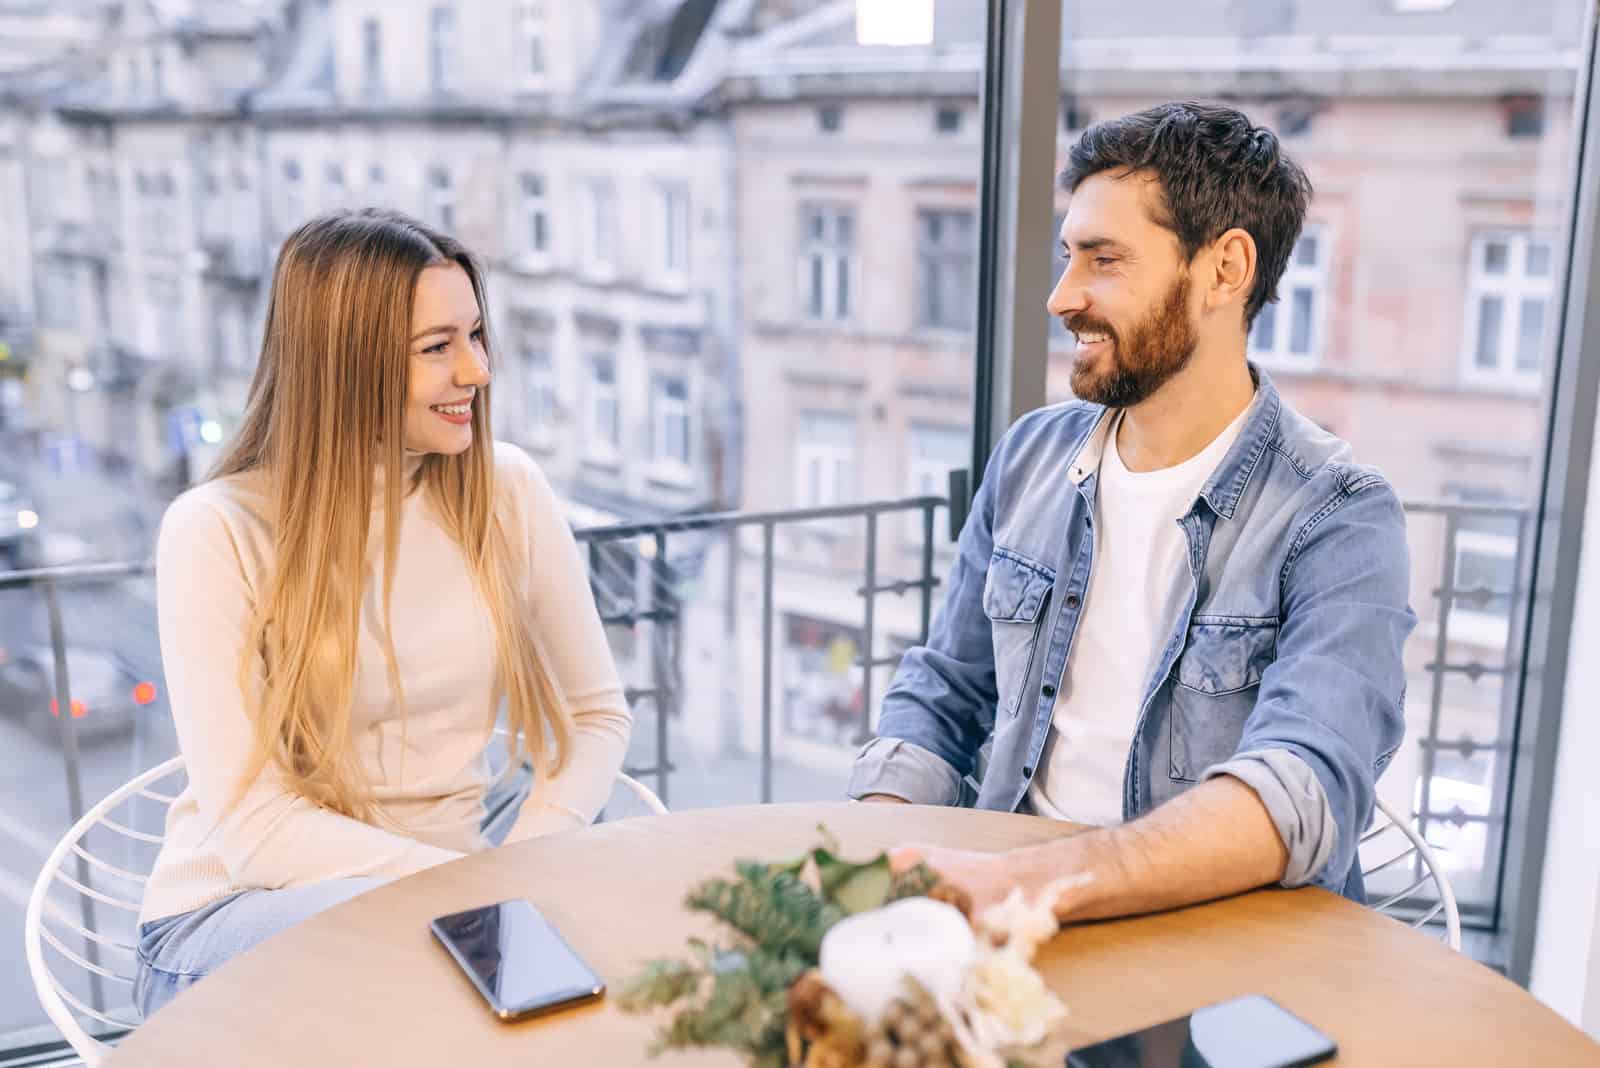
[0,643,158,743]
[0,478,39,570]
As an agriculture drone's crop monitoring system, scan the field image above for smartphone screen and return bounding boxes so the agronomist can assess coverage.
[430,899,606,1020]
[1066,994,1336,1068]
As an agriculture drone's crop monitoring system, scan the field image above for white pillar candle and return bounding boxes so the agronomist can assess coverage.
[817,897,977,1025]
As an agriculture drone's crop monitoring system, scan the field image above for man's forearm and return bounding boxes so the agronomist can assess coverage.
[1006,777,1290,922]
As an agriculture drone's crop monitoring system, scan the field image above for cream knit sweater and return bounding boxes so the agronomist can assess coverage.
[139,443,631,924]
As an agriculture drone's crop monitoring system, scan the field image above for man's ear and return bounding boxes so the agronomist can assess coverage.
[1205,227,1257,317]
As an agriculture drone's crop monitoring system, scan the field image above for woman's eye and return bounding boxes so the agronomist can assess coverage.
[424,341,448,355]
[470,327,484,344]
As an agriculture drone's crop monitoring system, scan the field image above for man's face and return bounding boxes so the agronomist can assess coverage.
[1046,170,1200,408]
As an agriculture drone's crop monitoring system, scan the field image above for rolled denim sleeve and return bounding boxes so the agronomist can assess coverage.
[1227,469,1415,892]
[1204,749,1336,887]
[847,437,1006,806]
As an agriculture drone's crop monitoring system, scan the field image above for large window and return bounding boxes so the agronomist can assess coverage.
[519,173,550,262]
[361,17,382,96]
[521,343,556,451]
[585,353,621,464]
[425,166,455,234]
[580,178,619,279]
[799,203,855,322]
[794,411,856,508]
[1051,0,1588,959]
[516,2,547,88]
[653,181,690,285]
[1464,231,1554,387]
[650,372,692,480]
[916,208,976,330]
[1249,227,1328,363]
[429,7,458,93]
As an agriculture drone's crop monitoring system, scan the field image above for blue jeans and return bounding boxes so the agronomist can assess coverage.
[133,765,532,1019]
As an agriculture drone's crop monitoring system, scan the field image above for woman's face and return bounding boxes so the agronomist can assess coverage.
[403,262,491,456]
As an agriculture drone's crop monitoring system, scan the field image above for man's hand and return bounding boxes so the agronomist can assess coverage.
[858,793,911,804]
[888,844,1019,917]
[885,777,1290,927]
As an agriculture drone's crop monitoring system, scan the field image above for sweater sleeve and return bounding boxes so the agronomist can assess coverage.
[496,446,634,842]
[156,490,464,889]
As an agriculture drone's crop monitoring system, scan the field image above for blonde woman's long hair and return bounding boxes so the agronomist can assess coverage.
[212,208,572,819]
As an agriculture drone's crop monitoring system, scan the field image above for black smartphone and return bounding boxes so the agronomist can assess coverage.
[430,899,606,1021]
[1065,994,1336,1068]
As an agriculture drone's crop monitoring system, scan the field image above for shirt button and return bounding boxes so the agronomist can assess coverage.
[1065,594,1080,609]
[1041,683,1057,699]
[1023,765,1034,778]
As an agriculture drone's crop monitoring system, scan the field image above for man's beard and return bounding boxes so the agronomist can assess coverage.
[1066,272,1199,408]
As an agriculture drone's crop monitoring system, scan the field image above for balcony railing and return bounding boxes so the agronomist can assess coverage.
[0,495,1528,926]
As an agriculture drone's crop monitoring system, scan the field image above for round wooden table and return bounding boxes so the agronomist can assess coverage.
[106,803,1598,1067]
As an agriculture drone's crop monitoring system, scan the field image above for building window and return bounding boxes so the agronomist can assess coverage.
[430,6,458,93]
[795,412,857,509]
[520,173,550,260]
[917,209,977,331]
[151,52,166,99]
[361,17,383,96]
[1249,226,1328,362]
[580,178,619,278]
[517,2,547,86]
[1504,95,1545,139]
[906,424,965,546]
[1464,231,1552,386]
[799,204,855,322]
[935,105,962,134]
[586,354,621,464]
[367,163,386,205]
[280,158,305,231]
[818,105,843,133]
[651,373,692,477]
[522,343,557,451]
[324,162,345,208]
[653,182,690,284]
[38,263,77,329]
[425,166,455,234]
[146,274,183,354]
[1061,97,1091,132]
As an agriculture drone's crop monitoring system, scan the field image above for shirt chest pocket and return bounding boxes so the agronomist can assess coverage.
[982,550,1054,721]
[1168,619,1278,782]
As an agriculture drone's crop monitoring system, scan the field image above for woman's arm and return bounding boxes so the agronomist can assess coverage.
[499,449,633,842]
[158,491,464,887]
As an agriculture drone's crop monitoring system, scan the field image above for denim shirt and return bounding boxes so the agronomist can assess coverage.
[848,368,1415,901]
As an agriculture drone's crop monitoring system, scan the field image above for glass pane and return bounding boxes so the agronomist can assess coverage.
[1475,296,1504,368]
[1483,239,1510,274]
[1517,298,1546,372]
[1052,0,1584,944]
[1289,287,1314,355]
[1526,240,1552,277]
[1251,301,1277,353]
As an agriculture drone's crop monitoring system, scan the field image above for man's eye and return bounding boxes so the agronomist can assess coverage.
[1095,257,1117,267]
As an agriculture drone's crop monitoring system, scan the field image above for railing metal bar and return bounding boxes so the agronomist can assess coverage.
[859,512,878,746]
[760,522,775,804]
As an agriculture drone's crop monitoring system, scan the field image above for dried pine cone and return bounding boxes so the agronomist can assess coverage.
[787,970,868,1068]
[925,880,973,921]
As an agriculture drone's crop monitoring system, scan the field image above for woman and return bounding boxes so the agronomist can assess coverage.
[132,209,631,1018]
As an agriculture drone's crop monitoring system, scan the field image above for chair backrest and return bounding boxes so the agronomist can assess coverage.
[26,753,667,1064]
[25,755,185,1066]
[1362,794,1462,951]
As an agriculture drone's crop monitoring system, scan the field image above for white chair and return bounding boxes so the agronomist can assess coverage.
[1362,794,1461,952]
[26,756,666,1064]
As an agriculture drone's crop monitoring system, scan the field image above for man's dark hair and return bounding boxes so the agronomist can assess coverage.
[1061,101,1313,325]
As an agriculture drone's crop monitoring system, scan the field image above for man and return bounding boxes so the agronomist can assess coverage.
[849,102,1415,923]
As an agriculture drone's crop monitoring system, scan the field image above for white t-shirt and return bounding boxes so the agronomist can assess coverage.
[1028,405,1250,826]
